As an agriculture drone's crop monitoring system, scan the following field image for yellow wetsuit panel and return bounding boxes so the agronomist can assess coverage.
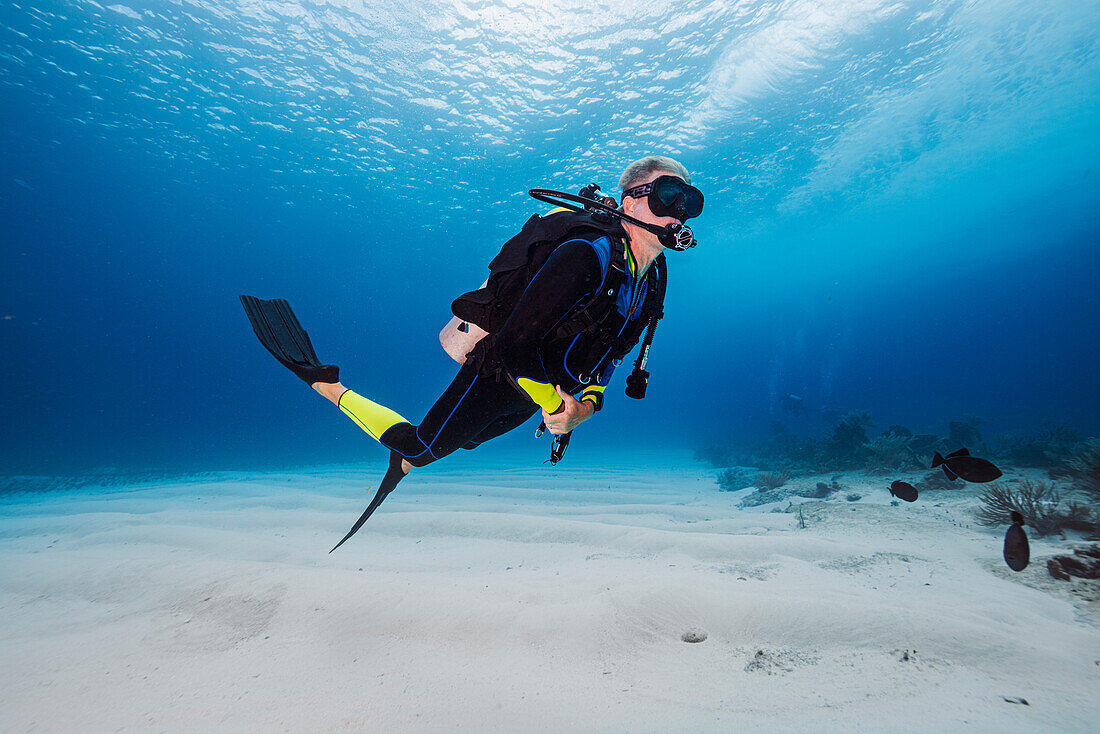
[338,390,410,442]
[516,378,564,414]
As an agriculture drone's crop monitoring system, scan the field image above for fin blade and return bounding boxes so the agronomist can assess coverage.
[329,454,408,553]
[329,488,390,553]
[239,295,321,369]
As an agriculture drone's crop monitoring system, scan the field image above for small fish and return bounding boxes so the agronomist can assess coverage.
[931,448,1003,483]
[1004,511,1030,572]
[889,480,918,502]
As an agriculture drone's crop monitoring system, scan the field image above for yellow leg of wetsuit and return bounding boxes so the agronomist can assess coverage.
[338,390,410,444]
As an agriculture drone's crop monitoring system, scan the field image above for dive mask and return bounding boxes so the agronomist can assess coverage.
[622,175,704,221]
[529,184,700,252]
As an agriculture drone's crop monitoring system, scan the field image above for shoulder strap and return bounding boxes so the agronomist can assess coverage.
[553,239,628,340]
[625,254,666,399]
[650,253,667,318]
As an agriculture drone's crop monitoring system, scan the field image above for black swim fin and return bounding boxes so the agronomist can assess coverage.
[330,452,408,553]
[239,295,340,385]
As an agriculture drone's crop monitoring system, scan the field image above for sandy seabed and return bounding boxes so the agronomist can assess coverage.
[1,452,1098,733]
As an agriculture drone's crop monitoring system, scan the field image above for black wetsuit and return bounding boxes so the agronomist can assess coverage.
[370,225,662,467]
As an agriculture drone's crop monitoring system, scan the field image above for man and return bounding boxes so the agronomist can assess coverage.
[240,155,704,549]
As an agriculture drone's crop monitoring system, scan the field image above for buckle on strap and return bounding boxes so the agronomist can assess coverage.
[554,309,598,339]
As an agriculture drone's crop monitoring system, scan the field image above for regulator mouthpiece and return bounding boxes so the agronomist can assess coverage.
[659,223,696,251]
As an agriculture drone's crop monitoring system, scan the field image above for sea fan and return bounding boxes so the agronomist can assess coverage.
[1061,438,1100,504]
[976,478,1071,536]
[754,471,790,491]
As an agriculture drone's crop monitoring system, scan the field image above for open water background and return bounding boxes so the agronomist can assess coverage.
[1,0,1098,475]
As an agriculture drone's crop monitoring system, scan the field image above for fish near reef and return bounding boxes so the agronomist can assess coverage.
[931,448,1003,483]
[1004,510,1030,572]
[889,480,918,502]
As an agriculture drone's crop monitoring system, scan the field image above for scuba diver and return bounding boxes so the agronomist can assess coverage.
[240,156,704,551]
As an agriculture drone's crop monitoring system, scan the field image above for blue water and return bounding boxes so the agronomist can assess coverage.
[2,0,1098,475]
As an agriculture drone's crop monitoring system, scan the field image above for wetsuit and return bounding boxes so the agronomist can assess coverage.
[336,218,662,467]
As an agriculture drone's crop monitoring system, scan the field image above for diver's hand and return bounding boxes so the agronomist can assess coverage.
[541,385,595,434]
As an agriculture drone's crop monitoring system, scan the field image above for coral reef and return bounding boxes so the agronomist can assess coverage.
[763,421,818,470]
[820,412,873,470]
[716,467,756,492]
[997,423,1083,468]
[805,480,841,499]
[864,431,918,473]
[755,471,790,491]
[1060,438,1100,504]
[1047,545,1100,580]
[908,434,946,463]
[738,487,795,508]
[947,415,986,454]
[735,477,843,506]
[914,470,956,493]
[698,420,1096,521]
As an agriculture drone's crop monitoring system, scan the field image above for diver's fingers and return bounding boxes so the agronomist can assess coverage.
[555,384,581,407]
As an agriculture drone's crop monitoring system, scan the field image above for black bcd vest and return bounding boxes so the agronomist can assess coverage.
[451,209,665,383]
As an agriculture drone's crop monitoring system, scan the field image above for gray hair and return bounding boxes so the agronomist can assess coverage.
[618,156,691,190]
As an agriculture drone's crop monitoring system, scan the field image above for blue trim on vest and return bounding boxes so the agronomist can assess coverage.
[615,264,647,319]
[615,280,631,317]
[562,333,586,384]
[595,358,621,387]
[583,235,612,283]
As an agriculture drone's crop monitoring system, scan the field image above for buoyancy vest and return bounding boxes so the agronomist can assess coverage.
[449,209,665,384]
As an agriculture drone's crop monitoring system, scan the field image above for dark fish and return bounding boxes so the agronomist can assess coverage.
[931,448,1003,483]
[1004,511,1030,572]
[889,480,918,502]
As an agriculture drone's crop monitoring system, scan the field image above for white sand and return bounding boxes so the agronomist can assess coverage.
[2,452,1098,733]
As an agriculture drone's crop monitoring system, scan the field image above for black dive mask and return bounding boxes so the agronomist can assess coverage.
[622,175,704,222]
[530,184,700,252]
